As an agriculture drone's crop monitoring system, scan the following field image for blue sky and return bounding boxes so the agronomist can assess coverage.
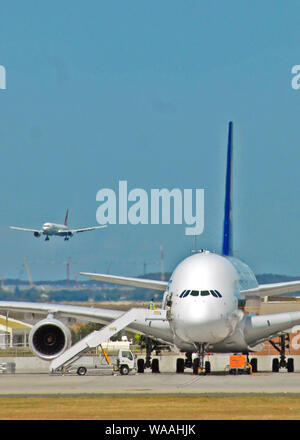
[0,1,300,281]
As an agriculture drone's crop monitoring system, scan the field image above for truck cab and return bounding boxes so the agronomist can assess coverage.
[115,349,136,375]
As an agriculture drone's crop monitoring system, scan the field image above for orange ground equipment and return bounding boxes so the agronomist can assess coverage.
[229,355,245,369]
[229,355,252,375]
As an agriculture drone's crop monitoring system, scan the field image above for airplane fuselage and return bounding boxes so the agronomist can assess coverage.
[138,250,257,352]
[42,223,71,237]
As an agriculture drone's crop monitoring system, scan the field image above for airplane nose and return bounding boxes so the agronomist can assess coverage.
[174,302,228,343]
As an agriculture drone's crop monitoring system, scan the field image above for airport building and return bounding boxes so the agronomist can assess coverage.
[0,315,32,348]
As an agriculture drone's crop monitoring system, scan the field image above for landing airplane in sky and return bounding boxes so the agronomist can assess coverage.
[2,122,300,375]
[10,209,106,241]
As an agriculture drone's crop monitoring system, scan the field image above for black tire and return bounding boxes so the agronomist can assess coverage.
[120,365,130,375]
[287,358,294,373]
[77,366,87,376]
[250,358,258,373]
[272,358,280,373]
[204,361,211,374]
[151,358,160,373]
[193,357,200,375]
[176,358,185,373]
[137,358,145,373]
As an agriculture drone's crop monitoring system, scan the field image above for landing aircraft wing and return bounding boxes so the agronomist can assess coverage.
[68,225,107,234]
[80,272,168,290]
[10,226,42,234]
[242,280,300,298]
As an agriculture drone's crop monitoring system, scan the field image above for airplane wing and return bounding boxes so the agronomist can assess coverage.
[81,271,300,296]
[0,301,122,325]
[68,225,107,234]
[80,272,168,291]
[241,280,300,298]
[10,226,42,234]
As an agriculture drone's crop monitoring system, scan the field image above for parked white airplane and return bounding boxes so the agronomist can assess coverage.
[10,209,106,241]
[2,122,300,374]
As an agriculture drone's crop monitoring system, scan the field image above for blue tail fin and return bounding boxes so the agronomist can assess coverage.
[222,121,233,256]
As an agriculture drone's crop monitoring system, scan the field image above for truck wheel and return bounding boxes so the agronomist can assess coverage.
[120,365,130,375]
[137,358,145,373]
[77,366,87,376]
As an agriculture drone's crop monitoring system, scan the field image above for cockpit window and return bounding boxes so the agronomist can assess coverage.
[179,289,222,298]
[200,290,210,296]
[210,290,219,297]
[190,290,199,297]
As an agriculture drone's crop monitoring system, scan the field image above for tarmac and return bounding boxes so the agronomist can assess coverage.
[1,371,300,396]
[1,353,300,397]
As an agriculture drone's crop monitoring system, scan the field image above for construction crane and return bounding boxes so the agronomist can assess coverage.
[23,257,34,288]
[49,258,84,285]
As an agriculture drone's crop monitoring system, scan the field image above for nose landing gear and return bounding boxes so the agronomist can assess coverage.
[192,343,210,375]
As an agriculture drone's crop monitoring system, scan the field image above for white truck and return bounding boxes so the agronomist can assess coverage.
[65,348,136,376]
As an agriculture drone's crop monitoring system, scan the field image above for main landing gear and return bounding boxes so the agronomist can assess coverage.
[269,333,294,373]
[137,336,170,374]
[45,236,50,241]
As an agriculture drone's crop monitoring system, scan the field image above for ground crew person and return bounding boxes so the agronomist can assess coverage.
[149,298,155,310]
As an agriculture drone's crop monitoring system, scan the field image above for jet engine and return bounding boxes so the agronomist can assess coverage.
[28,317,72,360]
[33,231,41,237]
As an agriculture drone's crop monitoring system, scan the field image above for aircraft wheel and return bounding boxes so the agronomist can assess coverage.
[272,358,280,373]
[250,358,258,373]
[77,366,87,376]
[205,361,211,374]
[176,358,185,373]
[137,358,145,373]
[151,358,160,373]
[193,357,200,375]
[287,358,294,373]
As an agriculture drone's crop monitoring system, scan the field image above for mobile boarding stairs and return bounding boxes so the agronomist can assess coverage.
[50,308,167,373]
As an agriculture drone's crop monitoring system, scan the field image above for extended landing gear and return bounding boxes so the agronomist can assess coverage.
[176,347,211,375]
[64,237,69,241]
[192,343,210,375]
[137,356,160,374]
[137,336,167,374]
[45,236,50,241]
[192,357,211,375]
[176,352,193,373]
[269,334,294,373]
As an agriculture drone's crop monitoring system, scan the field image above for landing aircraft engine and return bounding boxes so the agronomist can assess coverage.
[33,232,41,237]
[29,317,72,360]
